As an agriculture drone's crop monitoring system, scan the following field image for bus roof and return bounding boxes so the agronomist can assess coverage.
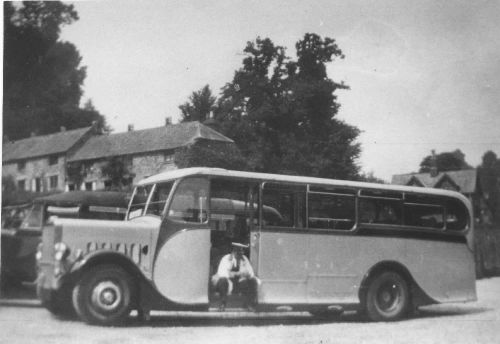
[138,168,471,202]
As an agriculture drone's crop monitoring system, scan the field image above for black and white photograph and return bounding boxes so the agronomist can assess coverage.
[1,1,500,343]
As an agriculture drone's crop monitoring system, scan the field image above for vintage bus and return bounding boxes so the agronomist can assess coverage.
[36,168,476,325]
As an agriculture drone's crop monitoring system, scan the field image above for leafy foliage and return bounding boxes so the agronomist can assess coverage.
[179,85,217,123]
[65,161,86,188]
[3,1,108,141]
[478,151,500,224]
[180,34,361,179]
[100,157,135,190]
[358,172,386,184]
[419,149,472,173]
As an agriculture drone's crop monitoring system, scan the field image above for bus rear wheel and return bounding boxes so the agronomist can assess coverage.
[72,264,135,326]
[364,271,410,322]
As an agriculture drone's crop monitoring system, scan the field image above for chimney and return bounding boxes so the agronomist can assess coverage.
[60,126,66,132]
[128,124,134,132]
[430,150,438,177]
[165,117,172,126]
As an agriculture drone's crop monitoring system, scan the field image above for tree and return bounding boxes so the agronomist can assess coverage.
[478,150,500,224]
[100,157,135,191]
[209,34,360,179]
[419,149,472,173]
[358,172,386,184]
[3,1,108,140]
[179,85,217,123]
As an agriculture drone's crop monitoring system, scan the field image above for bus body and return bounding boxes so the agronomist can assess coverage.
[37,168,476,325]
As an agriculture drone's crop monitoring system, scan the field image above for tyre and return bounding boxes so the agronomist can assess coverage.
[364,271,410,322]
[44,285,75,318]
[72,264,135,326]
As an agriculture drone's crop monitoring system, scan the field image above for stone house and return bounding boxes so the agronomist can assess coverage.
[2,125,96,193]
[65,121,233,191]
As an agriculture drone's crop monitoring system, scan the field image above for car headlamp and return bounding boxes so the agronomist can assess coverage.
[54,242,70,261]
[36,242,43,261]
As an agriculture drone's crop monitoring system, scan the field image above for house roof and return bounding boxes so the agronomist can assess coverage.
[67,121,233,162]
[391,169,478,194]
[2,126,93,163]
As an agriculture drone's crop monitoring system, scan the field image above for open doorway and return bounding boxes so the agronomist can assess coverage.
[208,178,260,309]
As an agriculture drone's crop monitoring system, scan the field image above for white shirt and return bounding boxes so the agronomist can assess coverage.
[216,253,255,280]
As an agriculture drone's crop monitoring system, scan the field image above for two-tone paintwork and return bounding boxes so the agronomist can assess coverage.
[38,167,477,313]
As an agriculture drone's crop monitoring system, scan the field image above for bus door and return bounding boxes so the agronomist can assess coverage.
[153,177,211,305]
[209,179,260,282]
[258,183,308,304]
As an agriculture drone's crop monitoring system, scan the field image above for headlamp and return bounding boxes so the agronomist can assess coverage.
[54,242,70,261]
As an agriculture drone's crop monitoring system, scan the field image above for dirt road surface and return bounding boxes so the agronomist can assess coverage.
[1,277,499,344]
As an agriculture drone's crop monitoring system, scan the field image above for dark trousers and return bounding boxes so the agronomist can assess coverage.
[215,277,258,307]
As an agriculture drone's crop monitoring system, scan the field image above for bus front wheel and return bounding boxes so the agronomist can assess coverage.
[364,271,410,322]
[72,264,135,326]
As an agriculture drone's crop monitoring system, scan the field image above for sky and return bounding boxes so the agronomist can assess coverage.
[58,0,500,181]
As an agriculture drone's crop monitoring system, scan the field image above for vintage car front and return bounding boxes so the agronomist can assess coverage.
[36,215,160,315]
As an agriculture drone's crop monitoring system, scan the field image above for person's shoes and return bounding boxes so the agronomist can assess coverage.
[219,302,226,312]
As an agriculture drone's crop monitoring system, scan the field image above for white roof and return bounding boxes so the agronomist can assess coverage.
[138,168,470,202]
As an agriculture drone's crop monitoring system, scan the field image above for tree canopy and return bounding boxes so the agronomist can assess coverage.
[478,150,500,224]
[419,149,472,173]
[3,1,108,141]
[180,34,360,179]
[179,85,216,123]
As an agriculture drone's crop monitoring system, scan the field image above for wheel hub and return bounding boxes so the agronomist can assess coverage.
[92,281,122,312]
[377,283,399,311]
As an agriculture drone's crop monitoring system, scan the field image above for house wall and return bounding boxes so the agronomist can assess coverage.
[2,155,66,192]
[75,160,108,191]
[71,151,176,190]
[131,152,176,182]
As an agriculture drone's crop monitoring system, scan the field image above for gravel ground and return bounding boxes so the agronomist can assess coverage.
[1,277,499,344]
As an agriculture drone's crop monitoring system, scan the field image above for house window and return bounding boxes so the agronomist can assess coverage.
[35,178,42,193]
[49,175,58,189]
[48,155,58,165]
[17,161,26,171]
[67,184,76,191]
[164,153,174,163]
[85,182,93,191]
[104,180,112,190]
[17,179,26,191]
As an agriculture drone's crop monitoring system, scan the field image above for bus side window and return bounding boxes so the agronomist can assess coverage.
[308,192,355,230]
[446,198,468,231]
[262,183,306,228]
[359,191,402,226]
[403,194,444,229]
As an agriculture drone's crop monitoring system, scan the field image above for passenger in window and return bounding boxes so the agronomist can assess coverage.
[211,242,259,311]
[378,205,399,224]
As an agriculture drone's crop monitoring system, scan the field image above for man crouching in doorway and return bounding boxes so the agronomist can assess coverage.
[211,242,259,311]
